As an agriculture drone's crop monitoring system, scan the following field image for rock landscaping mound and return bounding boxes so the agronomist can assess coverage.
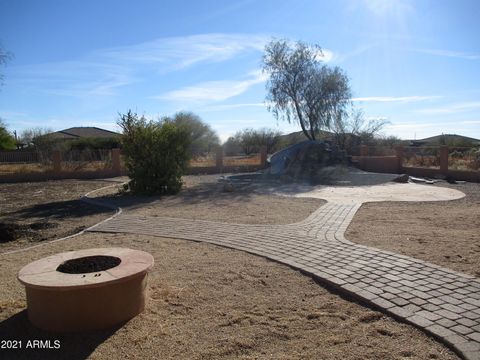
[265,140,347,182]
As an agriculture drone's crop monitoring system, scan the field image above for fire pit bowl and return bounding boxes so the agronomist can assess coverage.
[18,247,154,332]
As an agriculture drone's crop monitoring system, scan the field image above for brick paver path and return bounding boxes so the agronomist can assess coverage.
[89,201,480,359]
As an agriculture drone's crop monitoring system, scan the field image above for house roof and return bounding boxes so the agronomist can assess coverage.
[49,127,121,139]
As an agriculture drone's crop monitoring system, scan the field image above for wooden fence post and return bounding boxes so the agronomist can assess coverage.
[260,146,268,167]
[440,146,449,174]
[112,148,121,175]
[216,146,223,171]
[52,150,62,173]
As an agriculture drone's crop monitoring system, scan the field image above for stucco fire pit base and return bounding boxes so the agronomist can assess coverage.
[18,248,154,332]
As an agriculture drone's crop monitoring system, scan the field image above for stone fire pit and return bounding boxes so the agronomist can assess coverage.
[18,247,154,332]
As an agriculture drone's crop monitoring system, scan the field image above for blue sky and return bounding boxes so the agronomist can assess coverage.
[0,0,479,141]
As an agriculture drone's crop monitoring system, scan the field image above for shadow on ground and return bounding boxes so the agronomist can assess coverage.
[101,178,261,211]
[4,200,111,222]
[0,310,122,360]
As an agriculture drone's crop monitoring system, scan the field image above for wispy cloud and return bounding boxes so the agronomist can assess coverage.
[417,101,480,115]
[10,60,137,99]
[0,110,29,119]
[352,95,440,103]
[99,33,269,70]
[334,44,378,62]
[413,48,480,60]
[386,122,433,130]
[8,33,270,99]
[460,120,480,125]
[198,103,267,112]
[359,0,413,17]
[157,70,267,103]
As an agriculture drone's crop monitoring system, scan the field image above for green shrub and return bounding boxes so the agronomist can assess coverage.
[0,120,15,150]
[118,110,191,195]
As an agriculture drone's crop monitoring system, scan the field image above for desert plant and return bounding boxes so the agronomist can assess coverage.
[164,112,220,156]
[118,110,190,195]
[0,119,15,150]
[227,128,282,155]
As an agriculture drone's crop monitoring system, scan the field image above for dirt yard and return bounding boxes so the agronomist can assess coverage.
[347,181,480,277]
[0,175,463,359]
[1,233,458,360]
[0,180,118,253]
[109,175,324,224]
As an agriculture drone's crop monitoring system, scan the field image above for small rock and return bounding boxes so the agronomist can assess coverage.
[223,182,235,192]
[445,176,457,184]
[393,174,409,183]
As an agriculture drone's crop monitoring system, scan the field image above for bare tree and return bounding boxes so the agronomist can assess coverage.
[20,127,54,147]
[263,39,351,140]
[0,43,13,87]
[331,108,389,152]
[229,128,282,155]
[252,127,282,153]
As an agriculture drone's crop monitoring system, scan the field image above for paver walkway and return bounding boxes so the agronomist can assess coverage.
[89,199,480,360]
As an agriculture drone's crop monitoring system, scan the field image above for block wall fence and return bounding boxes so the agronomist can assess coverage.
[356,145,480,182]
[1,145,478,183]
[0,147,268,183]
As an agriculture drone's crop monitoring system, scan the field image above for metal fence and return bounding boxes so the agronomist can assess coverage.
[0,151,39,163]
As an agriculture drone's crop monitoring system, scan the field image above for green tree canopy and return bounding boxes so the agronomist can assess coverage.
[0,119,16,150]
[227,128,282,155]
[263,39,351,141]
[164,112,220,156]
[118,110,190,195]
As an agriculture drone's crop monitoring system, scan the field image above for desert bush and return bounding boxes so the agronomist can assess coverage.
[449,150,463,159]
[225,128,282,155]
[118,110,190,195]
[0,119,15,150]
[164,112,220,156]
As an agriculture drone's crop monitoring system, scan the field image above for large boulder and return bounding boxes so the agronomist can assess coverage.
[266,140,346,181]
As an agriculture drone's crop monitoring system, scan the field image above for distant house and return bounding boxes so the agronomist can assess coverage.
[46,127,121,140]
[28,127,122,151]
